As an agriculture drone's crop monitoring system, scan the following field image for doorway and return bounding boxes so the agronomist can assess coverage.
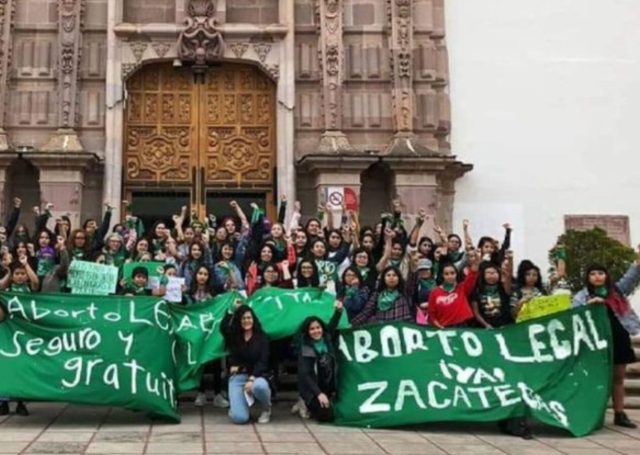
[123,62,277,224]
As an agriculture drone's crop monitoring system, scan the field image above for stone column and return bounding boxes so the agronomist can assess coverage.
[317,0,351,152]
[277,0,296,206]
[42,0,84,152]
[0,0,16,151]
[104,0,125,222]
[388,0,414,137]
[29,154,96,229]
[0,153,17,218]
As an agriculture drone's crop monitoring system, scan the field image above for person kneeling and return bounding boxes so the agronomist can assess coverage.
[221,303,272,424]
[297,301,344,422]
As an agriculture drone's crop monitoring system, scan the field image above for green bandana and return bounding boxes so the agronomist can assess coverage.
[419,278,436,292]
[485,284,500,296]
[251,206,265,225]
[345,286,358,299]
[358,266,369,280]
[442,282,456,293]
[594,286,608,298]
[313,339,328,355]
[9,283,31,293]
[72,249,85,260]
[377,289,400,312]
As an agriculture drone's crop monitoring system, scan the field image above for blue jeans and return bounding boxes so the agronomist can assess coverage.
[228,374,271,424]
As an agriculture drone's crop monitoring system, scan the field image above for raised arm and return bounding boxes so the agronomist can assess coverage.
[409,209,426,247]
[172,205,187,242]
[277,195,287,225]
[231,200,250,232]
[501,250,514,295]
[462,219,473,250]
[376,228,395,272]
[433,223,448,247]
[5,197,21,238]
[95,202,113,245]
[616,244,640,296]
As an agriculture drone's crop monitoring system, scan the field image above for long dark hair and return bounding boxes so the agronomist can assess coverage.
[351,246,373,269]
[417,236,434,260]
[189,265,214,296]
[475,262,508,298]
[585,264,614,295]
[377,266,405,294]
[436,261,463,285]
[516,260,544,292]
[299,316,329,346]
[216,241,236,262]
[223,305,264,349]
[296,259,320,287]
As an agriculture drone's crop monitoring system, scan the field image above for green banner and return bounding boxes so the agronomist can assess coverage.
[333,305,612,437]
[171,287,350,391]
[68,260,119,295]
[0,292,179,422]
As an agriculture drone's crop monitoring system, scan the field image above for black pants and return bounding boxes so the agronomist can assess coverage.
[199,360,223,394]
[307,397,335,422]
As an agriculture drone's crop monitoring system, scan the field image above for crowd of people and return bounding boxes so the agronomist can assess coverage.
[0,195,638,437]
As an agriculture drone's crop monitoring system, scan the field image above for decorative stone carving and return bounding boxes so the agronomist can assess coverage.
[41,0,84,152]
[177,0,224,69]
[129,41,148,63]
[264,64,279,81]
[121,63,138,81]
[316,0,351,152]
[0,0,16,151]
[388,0,414,134]
[252,43,271,63]
[230,42,249,59]
[151,42,172,59]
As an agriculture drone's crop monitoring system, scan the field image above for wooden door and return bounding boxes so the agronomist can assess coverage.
[123,62,276,222]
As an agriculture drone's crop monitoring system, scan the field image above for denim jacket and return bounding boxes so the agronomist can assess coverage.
[573,262,640,335]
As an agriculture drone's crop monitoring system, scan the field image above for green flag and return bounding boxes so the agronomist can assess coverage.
[0,292,179,422]
[333,305,612,437]
[170,287,348,392]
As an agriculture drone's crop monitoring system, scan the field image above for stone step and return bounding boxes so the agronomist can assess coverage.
[625,378,640,395]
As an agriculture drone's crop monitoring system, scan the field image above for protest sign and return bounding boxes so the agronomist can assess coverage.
[164,277,185,303]
[516,294,572,323]
[68,260,118,295]
[333,305,611,437]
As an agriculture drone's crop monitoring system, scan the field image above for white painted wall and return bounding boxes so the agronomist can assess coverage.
[447,0,640,281]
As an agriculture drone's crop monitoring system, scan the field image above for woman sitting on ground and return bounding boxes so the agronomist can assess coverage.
[221,303,272,425]
[295,300,344,422]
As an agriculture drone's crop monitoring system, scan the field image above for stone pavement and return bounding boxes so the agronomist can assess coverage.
[0,402,638,455]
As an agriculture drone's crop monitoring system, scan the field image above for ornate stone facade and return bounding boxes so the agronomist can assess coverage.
[0,0,470,230]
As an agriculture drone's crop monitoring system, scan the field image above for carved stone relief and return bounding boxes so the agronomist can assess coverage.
[0,0,16,150]
[177,0,224,68]
[388,0,414,134]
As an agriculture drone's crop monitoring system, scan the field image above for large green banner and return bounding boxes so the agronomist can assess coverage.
[333,305,612,437]
[0,293,179,422]
[0,291,612,436]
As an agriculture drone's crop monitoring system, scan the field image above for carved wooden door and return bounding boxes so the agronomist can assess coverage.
[124,62,276,221]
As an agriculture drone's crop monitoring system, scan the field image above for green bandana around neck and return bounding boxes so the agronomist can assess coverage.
[357,266,369,280]
[313,339,328,354]
[377,289,400,312]
[484,284,500,296]
[442,282,456,293]
[419,278,436,291]
[594,286,609,298]
[345,286,358,299]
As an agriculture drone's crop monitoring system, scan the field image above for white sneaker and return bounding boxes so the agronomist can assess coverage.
[194,392,207,407]
[213,393,229,408]
[291,398,301,415]
[298,400,310,419]
[257,407,271,424]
